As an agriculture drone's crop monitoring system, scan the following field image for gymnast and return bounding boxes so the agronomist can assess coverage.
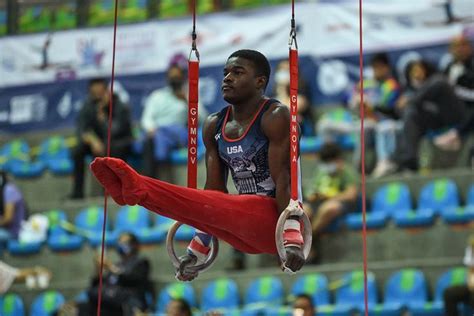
[91,49,307,281]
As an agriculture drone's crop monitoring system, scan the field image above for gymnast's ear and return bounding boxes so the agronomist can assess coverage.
[255,75,267,92]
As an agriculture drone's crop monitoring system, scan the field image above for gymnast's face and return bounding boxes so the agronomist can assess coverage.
[222,57,265,104]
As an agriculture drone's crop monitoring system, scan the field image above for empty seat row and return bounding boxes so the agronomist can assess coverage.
[345,179,474,230]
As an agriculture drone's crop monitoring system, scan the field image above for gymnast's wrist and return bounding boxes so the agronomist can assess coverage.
[187,239,210,265]
[283,218,304,249]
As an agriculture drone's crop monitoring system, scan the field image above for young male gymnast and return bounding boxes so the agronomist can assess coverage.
[91,49,307,281]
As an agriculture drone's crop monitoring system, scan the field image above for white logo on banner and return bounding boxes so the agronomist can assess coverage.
[318,60,349,95]
[57,92,72,118]
[10,94,47,124]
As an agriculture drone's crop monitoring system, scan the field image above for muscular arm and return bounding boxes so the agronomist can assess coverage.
[203,114,228,193]
[262,104,292,213]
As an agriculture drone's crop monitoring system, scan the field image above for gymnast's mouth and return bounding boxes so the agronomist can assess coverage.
[222,85,234,91]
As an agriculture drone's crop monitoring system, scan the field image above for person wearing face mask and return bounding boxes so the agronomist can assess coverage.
[273,60,315,137]
[304,143,359,263]
[395,59,466,171]
[141,55,207,179]
[0,170,27,247]
[69,78,133,199]
[55,232,153,316]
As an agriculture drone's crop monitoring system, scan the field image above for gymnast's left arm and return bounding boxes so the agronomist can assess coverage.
[262,103,305,272]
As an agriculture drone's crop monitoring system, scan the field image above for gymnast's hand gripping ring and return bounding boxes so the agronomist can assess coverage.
[166,221,219,273]
[275,199,312,274]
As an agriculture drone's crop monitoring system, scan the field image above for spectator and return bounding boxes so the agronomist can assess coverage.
[443,235,474,315]
[166,298,192,316]
[272,60,315,136]
[56,232,153,316]
[396,59,466,171]
[0,260,51,294]
[141,57,189,178]
[293,293,315,316]
[304,143,359,262]
[349,53,402,177]
[0,170,27,246]
[435,35,474,164]
[69,78,133,199]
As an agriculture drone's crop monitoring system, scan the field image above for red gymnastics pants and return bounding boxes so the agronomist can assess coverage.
[90,157,279,254]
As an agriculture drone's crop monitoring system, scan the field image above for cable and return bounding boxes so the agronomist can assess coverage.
[96,0,119,314]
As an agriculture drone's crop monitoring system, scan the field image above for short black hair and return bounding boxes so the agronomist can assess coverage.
[319,143,343,162]
[370,52,390,66]
[228,49,271,89]
[172,298,192,315]
[119,232,139,246]
[294,293,314,307]
[88,77,108,88]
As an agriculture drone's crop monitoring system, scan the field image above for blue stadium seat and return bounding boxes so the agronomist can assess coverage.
[156,282,196,313]
[467,185,474,205]
[417,179,460,215]
[113,205,151,236]
[30,291,65,316]
[316,304,352,316]
[300,136,323,154]
[383,269,428,309]
[441,184,474,224]
[411,267,467,316]
[335,270,378,311]
[0,139,30,171]
[8,239,42,255]
[46,210,83,252]
[74,205,116,246]
[156,215,195,241]
[347,182,411,229]
[0,139,46,178]
[38,136,73,176]
[9,161,46,178]
[244,276,285,308]
[291,273,330,306]
[0,293,25,316]
[201,278,240,312]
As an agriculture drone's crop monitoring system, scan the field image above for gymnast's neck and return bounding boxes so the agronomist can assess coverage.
[230,94,266,123]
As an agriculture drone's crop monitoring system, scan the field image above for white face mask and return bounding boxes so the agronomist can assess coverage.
[319,162,338,174]
[275,70,290,85]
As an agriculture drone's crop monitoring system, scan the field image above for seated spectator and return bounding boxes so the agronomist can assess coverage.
[293,293,316,316]
[349,53,402,178]
[141,55,190,178]
[443,235,474,315]
[166,298,192,316]
[304,143,359,261]
[69,78,133,199]
[396,59,466,171]
[435,35,474,165]
[56,232,153,316]
[0,260,51,294]
[272,60,315,136]
[0,170,27,246]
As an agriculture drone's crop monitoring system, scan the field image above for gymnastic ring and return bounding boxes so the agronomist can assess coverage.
[166,221,219,273]
[275,199,312,274]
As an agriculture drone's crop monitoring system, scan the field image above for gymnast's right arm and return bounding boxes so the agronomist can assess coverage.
[203,113,228,192]
[176,114,227,281]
